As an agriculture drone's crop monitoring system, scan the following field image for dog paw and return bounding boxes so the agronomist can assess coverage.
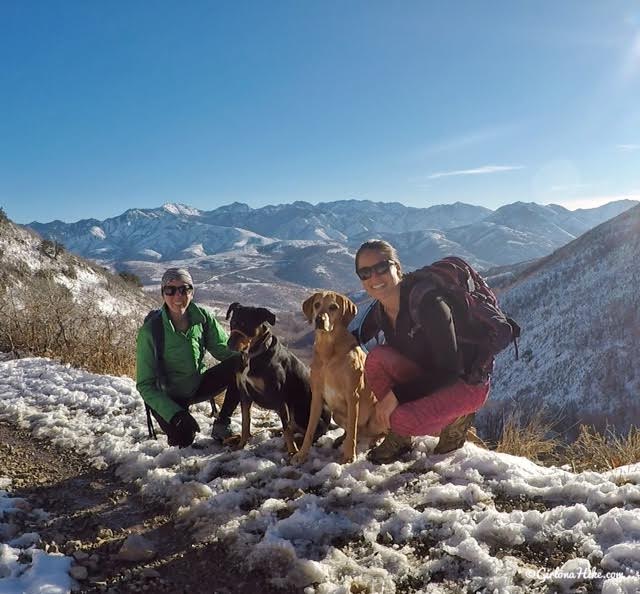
[223,434,246,450]
[291,450,308,465]
[285,443,299,456]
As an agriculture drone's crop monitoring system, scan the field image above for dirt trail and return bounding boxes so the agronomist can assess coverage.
[0,421,297,593]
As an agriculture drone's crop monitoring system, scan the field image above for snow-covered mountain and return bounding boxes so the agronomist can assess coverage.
[200,199,493,240]
[29,204,276,263]
[445,201,636,265]
[31,200,637,267]
[490,204,640,432]
[28,199,638,312]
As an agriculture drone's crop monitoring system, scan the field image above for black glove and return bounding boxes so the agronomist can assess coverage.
[169,410,200,448]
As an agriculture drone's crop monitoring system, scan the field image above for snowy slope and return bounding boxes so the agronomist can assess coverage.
[0,218,153,318]
[491,204,640,431]
[2,357,640,593]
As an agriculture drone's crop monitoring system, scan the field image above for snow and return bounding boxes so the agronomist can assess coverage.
[0,228,44,272]
[162,203,201,217]
[54,267,139,316]
[181,243,206,257]
[139,248,162,259]
[0,485,72,593]
[1,356,640,592]
[89,226,106,240]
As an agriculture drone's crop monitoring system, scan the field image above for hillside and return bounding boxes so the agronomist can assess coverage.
[0,214,153,318]
[489,204,640,432]
[0,213,156,374]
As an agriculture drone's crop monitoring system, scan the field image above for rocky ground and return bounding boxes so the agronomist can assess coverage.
[0,421,298,594]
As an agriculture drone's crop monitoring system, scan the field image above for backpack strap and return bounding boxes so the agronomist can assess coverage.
[145,404,157,440]
[150,311,168,391]
[145,310,166,440]
[194,304,210,369]
[409,278,460,338]
[506,316,521,360]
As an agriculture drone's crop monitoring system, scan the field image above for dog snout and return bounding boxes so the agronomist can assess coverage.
[228,330,249,352]
[227,335,240,351]
[315,313,331,331]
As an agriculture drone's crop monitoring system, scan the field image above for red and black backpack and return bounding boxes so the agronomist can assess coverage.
[403,256,520,382]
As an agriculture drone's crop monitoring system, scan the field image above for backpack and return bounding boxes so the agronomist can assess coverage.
[404,256,520,383]
[142,307,210,439]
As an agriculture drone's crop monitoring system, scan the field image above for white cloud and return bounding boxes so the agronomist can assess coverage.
[418,123,525,157]
[427,165,524,180]
[616,144,640,151]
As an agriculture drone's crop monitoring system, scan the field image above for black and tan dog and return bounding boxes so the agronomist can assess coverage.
[224,302,331,454]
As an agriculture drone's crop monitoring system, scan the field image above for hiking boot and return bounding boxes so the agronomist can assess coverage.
[211,417,233,442]
[367,431,412,464]
[466,425,487,449]
[434,413,475,454]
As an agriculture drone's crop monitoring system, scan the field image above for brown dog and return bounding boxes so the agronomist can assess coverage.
[292,291,382,464]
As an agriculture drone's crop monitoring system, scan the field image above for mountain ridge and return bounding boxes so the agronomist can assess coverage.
[490,203,640,431]
[26,198,638,316]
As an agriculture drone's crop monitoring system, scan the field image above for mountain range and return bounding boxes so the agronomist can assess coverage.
[29,199,638,312]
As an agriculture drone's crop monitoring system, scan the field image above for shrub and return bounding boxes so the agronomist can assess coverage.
[39,239,65,259]
[563,425,640,472]
[118,271,143,288]
[0,206,8,225]
[495,409,561,464]
[0,277,140,377]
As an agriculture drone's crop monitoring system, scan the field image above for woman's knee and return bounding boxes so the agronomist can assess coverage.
[364,345,421,381]
[364,345,398,373]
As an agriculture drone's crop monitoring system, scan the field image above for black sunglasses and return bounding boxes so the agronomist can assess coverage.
[162,284,194,296]
[356,259,395,281]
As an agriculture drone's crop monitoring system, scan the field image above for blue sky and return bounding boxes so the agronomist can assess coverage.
[1,1,639,224]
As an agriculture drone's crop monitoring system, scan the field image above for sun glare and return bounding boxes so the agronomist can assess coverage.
[554,194,640,210]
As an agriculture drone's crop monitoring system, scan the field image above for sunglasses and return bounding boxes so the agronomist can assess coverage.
[162,284,194,296]
[356,259,395,281]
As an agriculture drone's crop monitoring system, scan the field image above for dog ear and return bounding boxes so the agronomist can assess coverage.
[302,294,317,323]
[258,308,276,326]
[340,295,357,326]
[226,302,241,320]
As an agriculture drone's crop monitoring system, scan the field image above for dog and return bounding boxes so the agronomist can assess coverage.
[292,291,382,464]
[224,302,331,454]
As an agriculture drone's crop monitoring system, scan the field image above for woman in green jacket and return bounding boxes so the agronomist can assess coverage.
[136,268,241,447]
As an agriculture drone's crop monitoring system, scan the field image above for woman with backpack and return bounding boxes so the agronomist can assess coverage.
[136,268,243,448]
[354,240,507,464]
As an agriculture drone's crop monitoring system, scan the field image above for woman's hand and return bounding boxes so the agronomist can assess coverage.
[375,390,399,432]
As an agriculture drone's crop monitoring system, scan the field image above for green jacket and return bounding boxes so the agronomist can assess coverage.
[136,302,235,422]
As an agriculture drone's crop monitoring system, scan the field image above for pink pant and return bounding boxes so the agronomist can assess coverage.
[364,345,490,437]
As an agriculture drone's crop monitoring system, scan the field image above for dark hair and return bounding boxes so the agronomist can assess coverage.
[355,239,403,276]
